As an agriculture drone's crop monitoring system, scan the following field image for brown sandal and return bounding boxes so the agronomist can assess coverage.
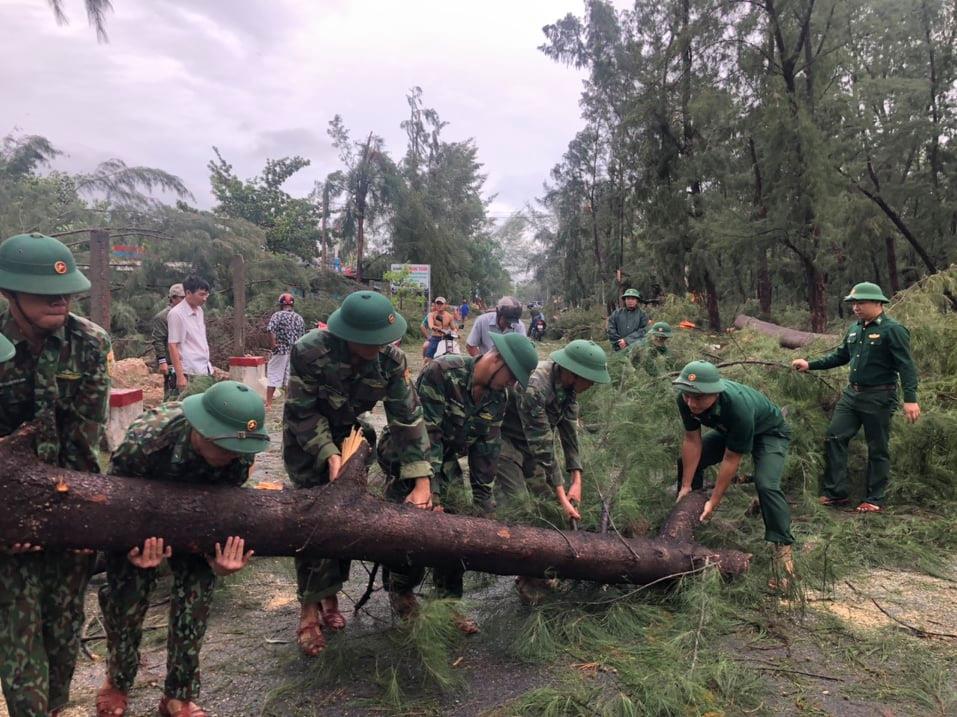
[95,684,128,717]
[296,619,326,657]
[158,696,209,717]
[855,502,883,513]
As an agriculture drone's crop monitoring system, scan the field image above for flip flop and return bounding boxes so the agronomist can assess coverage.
[95,684,128,717]
[158,696,209,717]
[855,502,883,513]
[322,606,347,631]
[296,619,326,657]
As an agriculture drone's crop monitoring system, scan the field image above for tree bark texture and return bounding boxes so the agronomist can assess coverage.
[734,314,837,349]
[0,427,750,585]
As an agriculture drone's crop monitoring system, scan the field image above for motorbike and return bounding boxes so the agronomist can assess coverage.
[432,330,462,359]
[530,317,546,341]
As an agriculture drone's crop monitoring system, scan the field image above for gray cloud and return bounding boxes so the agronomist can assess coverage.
[1,0,587,213]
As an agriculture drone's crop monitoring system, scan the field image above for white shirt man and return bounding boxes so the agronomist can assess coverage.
[466,296,526,356]
[167,276,212,388]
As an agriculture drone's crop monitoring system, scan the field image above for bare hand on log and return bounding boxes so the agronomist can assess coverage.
[699,499,717,523]
[327,454,342,481]
[556,485,581,521]
[207,536,253,576]
[791,359,809,372]
[404,479,433,510]
[2,542,43,555]
[128,537,172,569]
[676,485,692,502]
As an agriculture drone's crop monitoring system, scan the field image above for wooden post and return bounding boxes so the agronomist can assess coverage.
[231,255,245,355]
[88,229,111,331]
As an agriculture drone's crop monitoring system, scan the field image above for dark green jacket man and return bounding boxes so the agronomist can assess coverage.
[607,288,648,350]
[793,281,920,511]
[0,233,110,717]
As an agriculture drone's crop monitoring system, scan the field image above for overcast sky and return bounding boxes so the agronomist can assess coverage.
[1,0,592,218]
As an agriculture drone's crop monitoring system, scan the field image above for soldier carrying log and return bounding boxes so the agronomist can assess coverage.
[0,233,111,717]
[95,381,269,717]
[282,291,432,656]
[376,331,540,632]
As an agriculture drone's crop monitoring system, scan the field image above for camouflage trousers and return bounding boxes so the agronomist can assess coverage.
[291,421,377,605]
[0,551,92,717]
[493,436,562,505]
[97,552,216,700]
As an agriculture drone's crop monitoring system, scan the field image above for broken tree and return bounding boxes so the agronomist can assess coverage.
[0,426,749,584]
[734,314,837,349]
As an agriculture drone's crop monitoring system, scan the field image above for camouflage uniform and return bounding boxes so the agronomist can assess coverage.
[495,360,581,501]
[150,305,178,401]
[377,354,507,596]
[631,341,677,377]
[283,329,430,604]
[0,311,110,716]
[99,404,253,702]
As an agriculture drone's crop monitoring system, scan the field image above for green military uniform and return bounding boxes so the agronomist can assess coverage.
[0,233,110,717]
[806,283,918,506]
[497,359,582,500]
[631,321,677,376]
[607,289,648,351]
[100,403,255,702]
[283,303,430,605]
[674,366,794,545]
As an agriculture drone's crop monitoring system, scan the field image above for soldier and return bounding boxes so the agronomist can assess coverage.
[607,288,649,351]
[792,282,920,513]
[283,291,431,656]
[673,361,795,589]
[631,321,675,376]
[495,340,610,601]
[0,233,111,717]
[151,283,186,401]
[95,381,266,717]
[377,332,540,629]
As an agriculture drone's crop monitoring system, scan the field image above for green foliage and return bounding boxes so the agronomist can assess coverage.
[208,148,320,260]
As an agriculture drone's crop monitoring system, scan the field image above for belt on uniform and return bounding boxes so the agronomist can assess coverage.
[849,383,896,392]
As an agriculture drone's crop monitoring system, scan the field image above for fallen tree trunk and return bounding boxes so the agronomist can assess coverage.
[733,314,837,349]
[0,426,750,584]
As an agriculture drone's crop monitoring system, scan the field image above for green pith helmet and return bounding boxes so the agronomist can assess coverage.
[672,360,725,394]
[0,233,91,295]
[843,282,890,303]
[490,331,539,388]
[622,288,641,300]
[182,380,270,455]
[0,333,14,362]
[550,339,611,384]
[650,321,673,338]
[327,291,407,345]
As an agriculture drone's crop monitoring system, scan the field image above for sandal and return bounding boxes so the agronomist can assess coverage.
[818,496,849,507]
[158,696,209,717]
[96,684,128,717]
[322,606,347,631]
[855,502,883,513]
[296,619,326,657]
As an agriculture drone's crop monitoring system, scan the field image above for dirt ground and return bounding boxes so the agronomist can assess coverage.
[3,329,956,716]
